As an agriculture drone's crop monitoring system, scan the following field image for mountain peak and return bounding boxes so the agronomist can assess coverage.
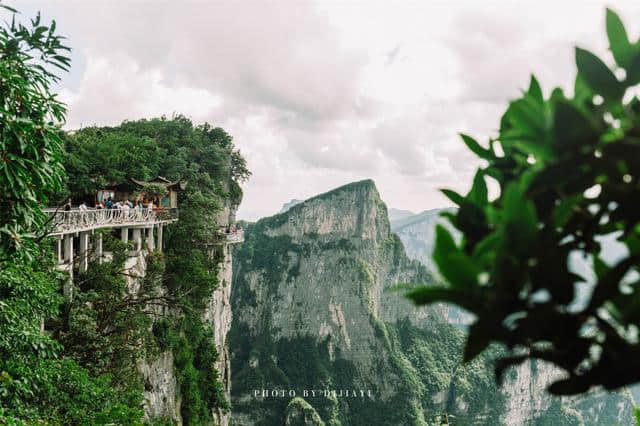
[258,179,389,242]
[279,199,303,213]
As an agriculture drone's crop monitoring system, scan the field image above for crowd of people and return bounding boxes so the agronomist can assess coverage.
[96,197,155,211]
[62,197,157,217]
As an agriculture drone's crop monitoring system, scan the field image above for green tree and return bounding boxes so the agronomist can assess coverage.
[52,234,163,390]
[0,5,69,258]
[407,9,640,395]
[0,7,144,423]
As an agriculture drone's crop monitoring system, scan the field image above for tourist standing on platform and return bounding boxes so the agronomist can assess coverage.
[121,201,130,219]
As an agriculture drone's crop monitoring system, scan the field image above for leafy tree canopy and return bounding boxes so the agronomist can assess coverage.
[0,7,145,423]
[408,9,640,396]
[0,4,69,258]
[60,116,250,206]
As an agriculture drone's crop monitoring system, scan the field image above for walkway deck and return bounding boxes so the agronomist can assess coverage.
[46,208,178,236]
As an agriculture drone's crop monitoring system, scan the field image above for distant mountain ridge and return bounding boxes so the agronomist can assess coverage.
[387,208,416,222]
[390,208,456,274]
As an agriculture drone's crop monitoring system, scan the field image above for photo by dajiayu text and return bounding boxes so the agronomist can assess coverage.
[254,389,374,399]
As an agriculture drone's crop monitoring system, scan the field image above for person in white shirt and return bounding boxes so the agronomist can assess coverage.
[121,201,130,218]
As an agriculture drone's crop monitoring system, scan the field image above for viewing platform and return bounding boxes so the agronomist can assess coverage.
[222,228,244,244]
[46,208,178,237]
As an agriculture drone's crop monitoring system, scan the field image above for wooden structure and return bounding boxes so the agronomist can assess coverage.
[96,176,183,209]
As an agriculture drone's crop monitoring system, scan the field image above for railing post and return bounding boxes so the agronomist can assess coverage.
[62,233,74,301]
[63,234,73,265]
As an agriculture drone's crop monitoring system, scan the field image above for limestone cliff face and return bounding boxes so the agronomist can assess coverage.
[123,203,238,425]
[206,189,240,426]
[122,249,181,424]
[206,240,234,426]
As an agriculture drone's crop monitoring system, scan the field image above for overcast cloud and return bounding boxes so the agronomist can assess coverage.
[11,0,640,220]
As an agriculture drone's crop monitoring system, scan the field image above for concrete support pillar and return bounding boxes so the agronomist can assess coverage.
[146,226,155,251]
[63,234,74,265]
[121,227,129,243]
[132,228,142,253]
[79,232,89,273]
[156,224,163,252]
[62,234,74,301]
[96,233,103,264]
[56,237,63,264]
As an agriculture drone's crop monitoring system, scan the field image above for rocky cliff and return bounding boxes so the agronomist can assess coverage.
[230,180,635,425]
[230,181,506,425]
[206,239,234,426]
[126,203,238,425]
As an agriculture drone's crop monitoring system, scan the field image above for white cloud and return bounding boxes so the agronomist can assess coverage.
[11,0,640,220]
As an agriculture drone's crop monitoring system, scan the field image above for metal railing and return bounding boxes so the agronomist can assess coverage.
[45,208,178,235]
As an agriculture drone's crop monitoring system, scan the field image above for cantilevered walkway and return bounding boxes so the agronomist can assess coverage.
[47,208,242,281]
[46,208,176,236]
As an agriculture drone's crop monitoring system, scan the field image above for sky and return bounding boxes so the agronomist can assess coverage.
[10,1,640,220]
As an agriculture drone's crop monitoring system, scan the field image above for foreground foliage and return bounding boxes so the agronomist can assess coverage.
[407,9,640,395]
[0,250,145,423]
[0,7,145,424]
[0,5,68,258]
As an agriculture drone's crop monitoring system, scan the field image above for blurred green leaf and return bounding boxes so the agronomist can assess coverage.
[433,225,479,288]
[463,321,493,363]
[575,47,624,101]
[441,189,464,206]
[460,133,493,160]
[527,75,544,103]
[626,52,640,86]
[467,171,488,206]
[606,8,635,69]
[553,101,598,146]
[502,184,537,251]
[553,193,582,228]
